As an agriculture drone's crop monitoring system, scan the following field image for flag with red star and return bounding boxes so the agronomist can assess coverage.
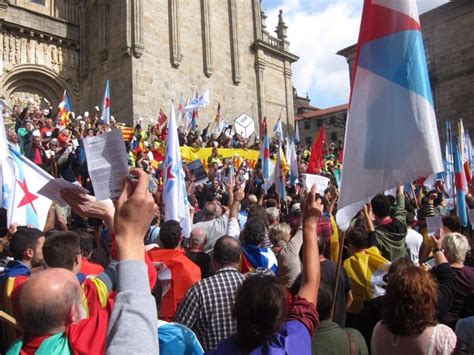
[163,102,191,237]
[3,147,53,229]
[101,80,111,125]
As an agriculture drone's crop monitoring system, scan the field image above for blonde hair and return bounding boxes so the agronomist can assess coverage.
[444,232,470,264]
[269,223,291,248]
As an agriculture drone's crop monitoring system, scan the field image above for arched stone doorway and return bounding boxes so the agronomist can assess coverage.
[1,65,72,111]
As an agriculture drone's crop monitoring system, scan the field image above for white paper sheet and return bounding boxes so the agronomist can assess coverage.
[83,129,129,200]
[426,215,443,236]
[38,178,88,207]
[305,174,330,195]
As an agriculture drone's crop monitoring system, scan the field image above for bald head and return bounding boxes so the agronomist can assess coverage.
[213,236,241,268]
[190,228,207,250]
[203,202,218,221]
[20,268,83,336]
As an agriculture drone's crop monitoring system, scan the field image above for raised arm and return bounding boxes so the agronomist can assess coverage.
[298,185,322,305]
[106,169,159,355]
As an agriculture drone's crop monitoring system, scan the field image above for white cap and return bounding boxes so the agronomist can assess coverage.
[84,111,89,118]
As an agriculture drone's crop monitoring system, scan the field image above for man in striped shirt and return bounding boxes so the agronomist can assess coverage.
[174,236,245,351]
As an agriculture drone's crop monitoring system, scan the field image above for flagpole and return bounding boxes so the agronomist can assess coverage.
[330,230,346,321]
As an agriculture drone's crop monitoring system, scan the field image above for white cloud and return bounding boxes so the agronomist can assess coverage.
[264,0,449,108]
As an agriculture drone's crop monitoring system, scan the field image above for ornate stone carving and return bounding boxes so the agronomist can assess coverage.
[201,0,213,77]
[168,0,182,68]
[228,0,240,84]
[275,10,287,40]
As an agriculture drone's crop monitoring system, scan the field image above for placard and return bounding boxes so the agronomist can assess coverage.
[304,174,330,195]
[426,215,443,236]
[234,113,255,138]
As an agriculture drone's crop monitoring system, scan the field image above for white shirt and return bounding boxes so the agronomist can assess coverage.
[406,228,423,265]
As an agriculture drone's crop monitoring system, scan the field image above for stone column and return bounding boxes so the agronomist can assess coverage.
[98,0,109,61]
[122,0,131,55]
[132,0,144,58]
[201,0,213,77]
[0,30,3,75]
[255,54,266,132]
[251,0,263,41]
[228,0,240,85]
[79,3,90,77]
[168,0,182,68]
[283,61,295,134]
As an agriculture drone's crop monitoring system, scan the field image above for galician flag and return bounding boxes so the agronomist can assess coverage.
[289,140,299,186]
[273,146,286,201]
[261,118,272,191]
[273,113,283,141]
[336,0,443,231]
[101,80,111,125]
[1,106,53,229]
[163,102,191,237]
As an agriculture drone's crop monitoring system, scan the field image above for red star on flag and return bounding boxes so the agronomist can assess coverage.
[16,179,38,214]
[105,98,110,109]
[167,165,176,180]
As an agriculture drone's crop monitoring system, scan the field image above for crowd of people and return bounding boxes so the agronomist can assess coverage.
[0,99,473,354]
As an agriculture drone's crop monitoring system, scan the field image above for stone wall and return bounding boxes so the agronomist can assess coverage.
[420,0,474,141]
[79,0,134,121]
[131,0,261,132]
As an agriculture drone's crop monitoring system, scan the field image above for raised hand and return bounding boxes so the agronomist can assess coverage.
[114,169,158,261]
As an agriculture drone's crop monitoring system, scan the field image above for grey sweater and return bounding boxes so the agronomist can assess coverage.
[106,260,159,354]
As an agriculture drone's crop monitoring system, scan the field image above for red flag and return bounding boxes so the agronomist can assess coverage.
[307,126,326,174]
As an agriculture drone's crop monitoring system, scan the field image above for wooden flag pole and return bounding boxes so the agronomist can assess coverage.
[330,230,346,321]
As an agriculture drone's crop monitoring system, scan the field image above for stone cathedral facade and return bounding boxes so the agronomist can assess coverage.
[0,0,298,132]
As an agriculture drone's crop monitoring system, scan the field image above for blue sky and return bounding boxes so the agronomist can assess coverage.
[262,0,449,108]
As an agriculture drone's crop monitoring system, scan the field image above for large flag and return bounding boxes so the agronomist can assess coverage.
[273,146,286,201]
[458,119,471,185]
[163,102,191,237]
[273,114,283,142]
[0,103,10,209]
[215,102,224,134]
[185,90,209,110]
[261,118,272,191]
[294,122,300,145]
[306,126,326,174]
[57,90,72,127]
[445,121,454,196]
[336,0,443,231]
[289,140,299,186]
[101,80,111,125]
[2,146,53,229]
[454,137,468,226]
[344,246,390,313]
